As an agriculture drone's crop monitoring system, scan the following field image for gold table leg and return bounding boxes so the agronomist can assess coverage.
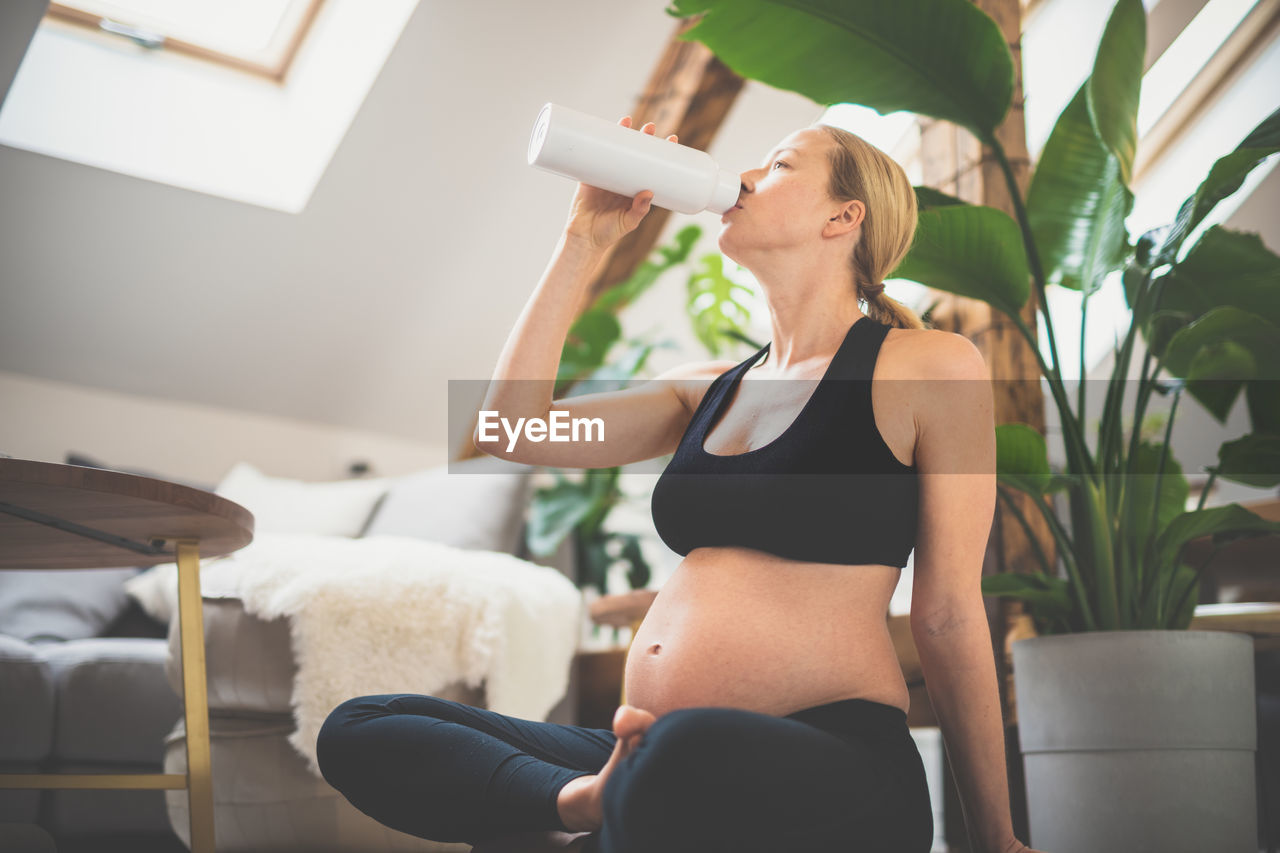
[176,541,215,853]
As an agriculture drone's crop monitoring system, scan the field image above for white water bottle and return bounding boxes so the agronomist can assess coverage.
[527,102,741,215]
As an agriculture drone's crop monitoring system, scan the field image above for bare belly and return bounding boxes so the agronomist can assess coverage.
[623,546,911,719]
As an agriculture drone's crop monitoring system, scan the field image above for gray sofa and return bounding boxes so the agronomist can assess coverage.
[0,568,181,853]
[0,454,578,852]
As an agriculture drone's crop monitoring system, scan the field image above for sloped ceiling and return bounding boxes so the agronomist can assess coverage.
[0,0,822,450]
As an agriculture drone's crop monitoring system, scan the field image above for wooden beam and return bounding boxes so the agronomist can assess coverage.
[456,17,744,461]
[585,17,746,303]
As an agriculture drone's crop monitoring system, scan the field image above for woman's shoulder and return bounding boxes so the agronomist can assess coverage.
[653,357,744,382]
[649,356,746,414]
[883,325,988,382]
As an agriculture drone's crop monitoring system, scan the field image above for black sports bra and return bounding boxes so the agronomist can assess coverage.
[650,315,919,567]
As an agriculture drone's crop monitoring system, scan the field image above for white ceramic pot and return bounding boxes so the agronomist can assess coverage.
[1013,629,1257,853]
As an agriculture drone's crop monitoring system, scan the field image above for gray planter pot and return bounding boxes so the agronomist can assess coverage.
[1012,630,1256,853]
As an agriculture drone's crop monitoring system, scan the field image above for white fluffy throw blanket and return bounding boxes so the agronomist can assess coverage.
[129,533,583,775]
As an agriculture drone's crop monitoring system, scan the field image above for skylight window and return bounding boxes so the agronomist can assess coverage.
[0,0,419,212]
[48,0,322,80]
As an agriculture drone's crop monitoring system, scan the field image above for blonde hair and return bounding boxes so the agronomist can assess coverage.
[815,124,926,331]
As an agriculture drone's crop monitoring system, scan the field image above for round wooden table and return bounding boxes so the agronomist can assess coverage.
[0,458,253,853]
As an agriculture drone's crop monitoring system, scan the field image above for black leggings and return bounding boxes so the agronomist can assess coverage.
[316,694,934,852]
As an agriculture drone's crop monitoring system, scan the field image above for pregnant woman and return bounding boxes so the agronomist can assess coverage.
[318,116,1042,853]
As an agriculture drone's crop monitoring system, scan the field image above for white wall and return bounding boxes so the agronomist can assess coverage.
[0,0,810,484]
[0,370,446,483]
[0,0,831,479]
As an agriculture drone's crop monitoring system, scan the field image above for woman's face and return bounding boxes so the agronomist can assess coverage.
[717,127,858,264]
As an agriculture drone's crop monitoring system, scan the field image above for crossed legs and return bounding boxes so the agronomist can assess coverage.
[316,694,933,853]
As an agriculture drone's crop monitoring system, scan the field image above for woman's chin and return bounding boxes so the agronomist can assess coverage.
[715,231,741,263]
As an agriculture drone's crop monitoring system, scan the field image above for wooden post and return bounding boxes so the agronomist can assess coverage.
[918,0,1051,844]
[456,16,744,461]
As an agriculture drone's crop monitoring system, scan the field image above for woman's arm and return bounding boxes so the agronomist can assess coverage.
[474,119,729,470]
[905,332,1033,853]
[475,225,722,469]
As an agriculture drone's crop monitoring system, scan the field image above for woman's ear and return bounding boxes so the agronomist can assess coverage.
[824,199,865,235]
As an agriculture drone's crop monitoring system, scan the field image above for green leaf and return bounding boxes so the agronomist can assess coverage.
[617,534,652,590]
[995,423,1053,496]
[559,225,704,389]
[1159,306,1280,422]
[527,467,620,558]
[1238,106,1280,149]
[576,467,621,536]
[1085,0,1145,185]
[1162,306,1280,379]
[1156,107,1280,264]
[914,186,969,210]
[981,572,1074,633]
[1217,434,1280,489]
[686,253,756,356]
[526,476,601,557]
[1081,476,1120,628]
[892,205,1031,315]
[1145,306,1198,358]
[596,225,701,313]
[1156,227,1280,339]
[1027,83,1133,293]
[1246,379,1280,435]
[667,0,1013,143]
[579,339,668,387]
[1186,340,1252,421]
[558,309,622,385]
[1167,561,1201,629]
[1045,473,1079,494]
[1123,442,1189,571]
[577,532,614,595]
[1153,504,1280,580]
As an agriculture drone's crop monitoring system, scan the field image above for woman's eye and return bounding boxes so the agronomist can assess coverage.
[772,161,788,170]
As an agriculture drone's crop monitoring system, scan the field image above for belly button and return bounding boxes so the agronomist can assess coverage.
[647,643,662,655]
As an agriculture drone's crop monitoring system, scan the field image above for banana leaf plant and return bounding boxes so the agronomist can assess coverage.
[668,0,1280,632]
[527,224,758,594]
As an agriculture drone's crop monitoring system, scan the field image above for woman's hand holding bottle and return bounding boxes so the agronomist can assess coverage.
[563,116,678,251]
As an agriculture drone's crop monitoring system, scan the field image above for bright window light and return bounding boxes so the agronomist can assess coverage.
[57,0,299,55]
[1128,33,1280,241]
[1137,0,1260,137]
[1023,0,1166,160]
[819,103,918,157]
[0,0,419,213]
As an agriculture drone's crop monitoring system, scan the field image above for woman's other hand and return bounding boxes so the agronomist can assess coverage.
[1001,839,1049,853]
[564,117,677,250]
[555,704,656,833]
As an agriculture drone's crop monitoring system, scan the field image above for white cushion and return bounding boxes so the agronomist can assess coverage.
[215,462,389,538]
[125,463,391,623]
[362,455,533,554]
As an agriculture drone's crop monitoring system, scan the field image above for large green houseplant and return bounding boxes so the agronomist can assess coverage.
[666,1,1280,848]
[666,0,1280,631]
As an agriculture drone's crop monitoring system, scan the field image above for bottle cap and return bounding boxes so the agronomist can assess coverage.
[710,168,741,215]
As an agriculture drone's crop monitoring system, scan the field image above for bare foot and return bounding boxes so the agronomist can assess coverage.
[469,829,595,852]
[557,705,657,833]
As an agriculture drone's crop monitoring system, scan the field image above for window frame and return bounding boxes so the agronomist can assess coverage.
[46,0,324,82]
